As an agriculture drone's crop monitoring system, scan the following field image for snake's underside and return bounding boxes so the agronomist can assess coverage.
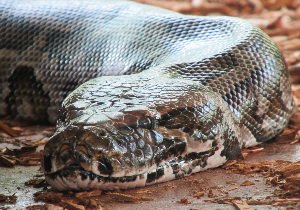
[0,0,295,191]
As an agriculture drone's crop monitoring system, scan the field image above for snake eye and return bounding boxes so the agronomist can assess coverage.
[98,157,113,175]
[138,117,156,129]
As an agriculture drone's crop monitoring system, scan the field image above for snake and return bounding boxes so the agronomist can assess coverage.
[0,0,295,191]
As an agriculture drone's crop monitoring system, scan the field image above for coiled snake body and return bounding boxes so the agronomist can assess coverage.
[0,0,295,190]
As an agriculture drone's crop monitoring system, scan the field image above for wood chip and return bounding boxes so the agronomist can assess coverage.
[208,189,214,198]
[280,161,300,177]
[247,198,300,206]
[232,200,254,210]
[193,191,205,198]
[75,190,102,198]
[61,198,86,210]
[289,138,299,144]
[42,204,64,210]
[246,199,272,205]
[240,180,255,186]
[76,197,103,210]
[25,178,47,188]
[0,193,17,204]
[177,198,191,204]
[0,121,18,137]
[0,155,16,167]
[26,204,49,210]
[34,191,63,203]
[106,192,152,203]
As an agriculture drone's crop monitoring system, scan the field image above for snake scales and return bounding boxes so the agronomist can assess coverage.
[0,0,295,191]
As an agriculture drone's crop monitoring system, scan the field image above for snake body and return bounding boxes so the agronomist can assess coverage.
[0,0,295,191]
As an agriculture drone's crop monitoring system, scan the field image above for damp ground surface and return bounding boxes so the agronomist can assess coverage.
[1,0,300,209]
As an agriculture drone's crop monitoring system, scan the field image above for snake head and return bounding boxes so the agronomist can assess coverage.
[42,75,242,190]
[43,110,163,175]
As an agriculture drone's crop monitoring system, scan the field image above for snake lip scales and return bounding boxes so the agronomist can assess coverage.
[0,0,295,191]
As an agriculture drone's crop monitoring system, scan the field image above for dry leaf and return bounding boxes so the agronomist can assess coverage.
[75,190,102,198]
[232,199,254,210]
[240,180,255,186]
[177,198,191,204]
[193,191,205,198]
[0,193,17,204]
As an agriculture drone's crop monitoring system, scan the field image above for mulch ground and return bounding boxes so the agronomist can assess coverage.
[0,1,299,209]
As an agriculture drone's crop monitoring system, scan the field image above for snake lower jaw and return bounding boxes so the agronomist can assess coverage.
[45,166,145,191]
[44,140,229,191]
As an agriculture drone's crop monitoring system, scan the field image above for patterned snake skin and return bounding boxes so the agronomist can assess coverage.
[0,0,295,191]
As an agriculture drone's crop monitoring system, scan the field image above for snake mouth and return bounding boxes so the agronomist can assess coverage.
[44,138,225,191]
[45,164,142,191]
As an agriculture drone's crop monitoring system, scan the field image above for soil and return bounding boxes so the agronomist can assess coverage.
[0,0,300,209]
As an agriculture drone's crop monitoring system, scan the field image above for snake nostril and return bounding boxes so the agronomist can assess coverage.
[42,153,52,173]
[98,129,107,137]
[58,144,72,163]
[98,157,113,175]
[60,149,72,163]
[182,127,192,133]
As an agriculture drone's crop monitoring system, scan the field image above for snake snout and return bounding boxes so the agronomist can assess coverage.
[43,126,114,175]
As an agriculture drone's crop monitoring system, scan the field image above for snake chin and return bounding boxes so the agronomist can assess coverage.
[45,165,144,191]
